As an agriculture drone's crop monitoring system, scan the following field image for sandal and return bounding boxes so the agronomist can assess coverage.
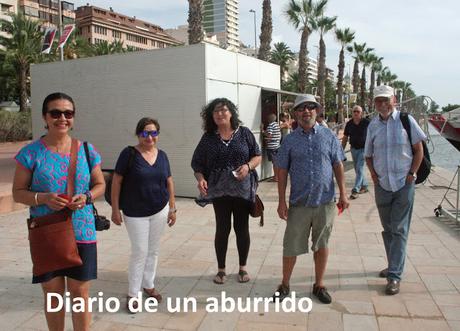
[238,270,250,283]
[213,271,227,284]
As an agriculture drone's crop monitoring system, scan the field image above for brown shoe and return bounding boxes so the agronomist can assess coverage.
[126,296,138,314]
[359,186,369,194]
[379,268,388,278]
[143,288,163,303]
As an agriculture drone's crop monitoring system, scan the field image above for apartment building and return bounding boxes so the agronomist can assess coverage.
[75,5,182,51]
[0,0,17,49]
[18,0,75,29]
[202,0,239,49]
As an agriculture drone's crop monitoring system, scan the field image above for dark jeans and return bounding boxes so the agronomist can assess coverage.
[212,196,251,269]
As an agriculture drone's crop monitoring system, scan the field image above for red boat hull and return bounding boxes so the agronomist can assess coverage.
[429,114,460,152]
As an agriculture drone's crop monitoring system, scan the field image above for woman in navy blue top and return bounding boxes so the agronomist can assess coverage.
[191,98,261,285]
[111,117,176,313]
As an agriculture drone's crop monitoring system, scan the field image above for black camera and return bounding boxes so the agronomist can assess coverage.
[95,215,110,231]
[93,205,110,231]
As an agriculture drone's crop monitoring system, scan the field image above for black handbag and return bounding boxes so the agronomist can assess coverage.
[83,142,110,231]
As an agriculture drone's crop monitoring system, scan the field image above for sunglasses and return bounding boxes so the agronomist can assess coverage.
[47,109,75,119]
[139,130,159,138]
[297,103,317,111]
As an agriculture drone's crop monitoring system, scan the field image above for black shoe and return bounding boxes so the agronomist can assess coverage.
[349,191,359,199]
[312,284,332,304]
[272,283,290,302]
[379,268,388,278]
[385,279,400,295]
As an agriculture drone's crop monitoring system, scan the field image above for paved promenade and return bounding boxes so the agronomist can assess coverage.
[0,153,460,330]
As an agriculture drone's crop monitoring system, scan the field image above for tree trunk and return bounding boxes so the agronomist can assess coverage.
[258,0,272,61]
[317,37,326,105]
[360,67,366,109]
[337,47,345,122]
[19,62,28,112]
[369,69,376,111]
[377,74,382,86]
[188,0,203,45]
[352,59,359,94]
[297,27,309,93]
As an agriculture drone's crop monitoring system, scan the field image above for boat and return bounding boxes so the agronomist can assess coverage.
[428,107,460,152]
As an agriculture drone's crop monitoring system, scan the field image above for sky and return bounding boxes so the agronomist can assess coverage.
[73,0,460,108]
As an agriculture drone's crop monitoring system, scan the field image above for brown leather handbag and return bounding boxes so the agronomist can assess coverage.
[250,194,264,227]
[27,139,83,276]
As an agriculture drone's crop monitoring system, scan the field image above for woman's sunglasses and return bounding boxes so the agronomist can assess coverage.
[47,109,75,119]
[139,130,159,138]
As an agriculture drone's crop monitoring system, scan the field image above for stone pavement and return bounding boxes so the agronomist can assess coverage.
[0,162,460,331]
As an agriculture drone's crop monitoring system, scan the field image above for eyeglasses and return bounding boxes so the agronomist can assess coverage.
[374,98,390,104]
[296,103,317,111]
[353,110,361,113]
[47,109,75,119]
[139,130,159,138]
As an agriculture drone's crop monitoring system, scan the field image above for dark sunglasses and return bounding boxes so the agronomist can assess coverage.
[47,109,75,119]
[139,130,159,138]
[297,103,317,111]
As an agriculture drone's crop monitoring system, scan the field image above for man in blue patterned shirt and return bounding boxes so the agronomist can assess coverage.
[365,85,426,295]
[272,94,349,304]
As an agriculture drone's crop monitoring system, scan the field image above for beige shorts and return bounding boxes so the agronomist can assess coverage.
[283,201,336,256]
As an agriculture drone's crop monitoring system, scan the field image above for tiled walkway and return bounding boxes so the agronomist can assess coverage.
[0,163,459,330]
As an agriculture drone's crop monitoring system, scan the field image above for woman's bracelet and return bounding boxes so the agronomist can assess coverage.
[169,208,177,213]
[34,192,39,206]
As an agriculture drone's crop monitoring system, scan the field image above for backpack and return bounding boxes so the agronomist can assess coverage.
[104,146,136,205]
[400,112,431,184]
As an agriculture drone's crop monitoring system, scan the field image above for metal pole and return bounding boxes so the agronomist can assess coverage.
[249,9,257,57]
[457,165,460,222]
[58,0,63,61]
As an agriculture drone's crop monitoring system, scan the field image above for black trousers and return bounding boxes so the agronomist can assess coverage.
[212,196,251,269]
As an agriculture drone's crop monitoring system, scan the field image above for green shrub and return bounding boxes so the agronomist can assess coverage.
[0,110,32,142]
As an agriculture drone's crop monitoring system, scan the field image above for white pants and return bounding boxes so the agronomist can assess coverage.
[124,206,168,297]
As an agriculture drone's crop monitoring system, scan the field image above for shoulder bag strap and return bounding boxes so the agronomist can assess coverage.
[67,139,79,198]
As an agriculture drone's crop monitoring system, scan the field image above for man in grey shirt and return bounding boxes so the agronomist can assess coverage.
[364,85,426,295]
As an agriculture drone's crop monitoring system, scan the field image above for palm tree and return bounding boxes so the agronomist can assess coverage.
[64,35,93,59]
[0,13,43,112]
[188,0,203,45]
[270,42,294,83]
[335,27,354,122]
[380,68,398,86]
[369,55,383,108]
[285,0,327,93]
[258,0,272,61]
[90,40,126,56]
[316,15,336,105]
[377,65,388,86]
[283,71,299,92]
[347,42,371,94]
[358,50,374,109]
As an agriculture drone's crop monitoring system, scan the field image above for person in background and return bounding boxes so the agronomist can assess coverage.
[191,98,262,285]
[111,117,176,313]
[279,112,291,141]
[342,105,370,199]
[262,113,281,182]
[13,92,105,331]
[316,113,329,128]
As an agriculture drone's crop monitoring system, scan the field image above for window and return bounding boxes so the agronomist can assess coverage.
[94,25,108,35]
[61,2,74,11]
[38,11,49,20]
[50,0,58,10]
[62,16,74,25]
[126,33,147,45]
[21,6,39,18]
[39,0,49,7]
[112,30,121,39]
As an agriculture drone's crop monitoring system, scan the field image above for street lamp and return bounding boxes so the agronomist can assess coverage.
[249,9,257,57]
[58,0,63,61]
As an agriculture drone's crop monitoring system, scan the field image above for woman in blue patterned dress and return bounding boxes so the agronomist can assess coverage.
[12,92,105,331]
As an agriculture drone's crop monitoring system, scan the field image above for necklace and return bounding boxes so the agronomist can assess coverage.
[217,127,239,147]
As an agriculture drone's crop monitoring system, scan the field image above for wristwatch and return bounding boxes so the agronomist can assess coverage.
[84,191,93,204]
[408,171,417,179]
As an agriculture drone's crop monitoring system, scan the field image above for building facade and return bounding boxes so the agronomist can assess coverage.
[75,5,181,51]
[18,0,75,29]
[203,0,239,49]
[0,0,17,49]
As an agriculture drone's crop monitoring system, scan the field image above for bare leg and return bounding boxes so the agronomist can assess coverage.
[67,278,91,331]
[282,256,297,286]
[41,277,66,331]
[314,248,329,287]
